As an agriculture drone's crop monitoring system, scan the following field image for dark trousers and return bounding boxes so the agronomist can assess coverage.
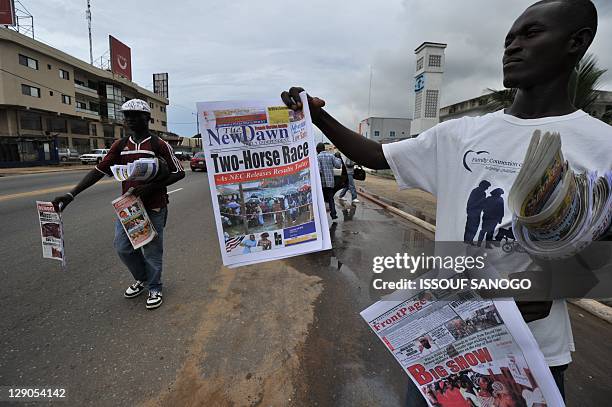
[322,187,337,218]
[550,363,568,400]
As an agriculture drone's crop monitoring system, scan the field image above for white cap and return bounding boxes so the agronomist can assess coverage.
[121,98,151,113]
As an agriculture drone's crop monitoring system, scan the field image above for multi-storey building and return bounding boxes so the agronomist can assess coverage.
[0,28,171,167]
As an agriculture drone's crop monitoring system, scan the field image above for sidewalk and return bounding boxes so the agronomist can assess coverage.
[357,173,437,224]
[0,164,92,177]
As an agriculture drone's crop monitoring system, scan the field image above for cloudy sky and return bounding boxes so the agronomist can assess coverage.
[25,0,612,137]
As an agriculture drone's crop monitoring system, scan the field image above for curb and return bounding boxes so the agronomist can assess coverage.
[569,299,612,325]
[357,185,612,325]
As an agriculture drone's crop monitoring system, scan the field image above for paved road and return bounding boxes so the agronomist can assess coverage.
[0,170,610,406]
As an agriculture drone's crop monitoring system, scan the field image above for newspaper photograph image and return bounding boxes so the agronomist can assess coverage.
[111,191,157,250]
[361,287,565,407]
[197,95,331,267]
[36,201,65,264]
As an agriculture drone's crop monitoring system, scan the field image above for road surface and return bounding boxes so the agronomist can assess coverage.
[0,169,610,406]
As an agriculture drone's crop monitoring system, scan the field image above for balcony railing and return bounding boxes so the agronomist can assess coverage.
[74,83,99,97]
[76,107,100,116]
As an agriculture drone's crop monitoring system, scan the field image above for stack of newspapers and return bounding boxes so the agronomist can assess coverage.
[110,158,159,182]
[509,130,612,259]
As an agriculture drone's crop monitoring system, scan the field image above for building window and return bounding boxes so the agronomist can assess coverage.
[90,124,98,136]
[414,91,423,119]
[150,102,155,109]
[76,101,87,109]
[59,69,70,80]
[47,64,52,70]
[71,120,89,135]
[161,121,167,126]
[19,54,38,70]
[46,118,68,133]
[425,90,439,118]
[103,125,114,138]
[416,57,424,71]
[61,95,71,105]
[428,55,442,67]
[21,84,40,98]
[374,130,380,138]
[390,131,396,137]
[20,112,42,130]
[160,106,165,112]
[150,118,154,124]
[49,91,54,96]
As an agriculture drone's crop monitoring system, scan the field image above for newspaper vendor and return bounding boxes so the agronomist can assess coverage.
[282,0,610,403]
[52,99,185,310]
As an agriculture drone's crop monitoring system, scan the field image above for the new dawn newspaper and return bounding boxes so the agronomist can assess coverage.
[197,94,331,267]
[361,287,565,407]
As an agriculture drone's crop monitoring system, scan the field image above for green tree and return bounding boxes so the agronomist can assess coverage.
[486,53,608,115]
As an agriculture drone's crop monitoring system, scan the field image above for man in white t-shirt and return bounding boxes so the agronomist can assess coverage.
[282,0,609,402]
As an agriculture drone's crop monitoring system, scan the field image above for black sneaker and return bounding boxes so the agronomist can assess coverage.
[124,280,145,298]
[146,290,163,309]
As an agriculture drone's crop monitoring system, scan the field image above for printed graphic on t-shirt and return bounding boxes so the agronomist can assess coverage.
[463,180,507,248]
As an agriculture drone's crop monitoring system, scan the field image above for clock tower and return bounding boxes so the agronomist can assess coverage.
[410,42,447,136]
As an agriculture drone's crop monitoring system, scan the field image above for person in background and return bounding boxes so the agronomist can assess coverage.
[316,142,342,220]
[339,155,359,203]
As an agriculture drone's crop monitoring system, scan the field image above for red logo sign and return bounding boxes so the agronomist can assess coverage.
[0,0,16,26]
[109,35,132,80]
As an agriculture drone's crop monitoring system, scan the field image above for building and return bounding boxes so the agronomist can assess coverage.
[0,28,170,167]
[411,42,446,136]
[440,90,612,124]
[358,117,411,143]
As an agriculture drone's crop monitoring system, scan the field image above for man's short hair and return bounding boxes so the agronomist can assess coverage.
[532,0,598,38]
[316,142,326,153]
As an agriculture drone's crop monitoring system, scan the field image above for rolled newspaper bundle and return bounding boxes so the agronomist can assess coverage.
[509,131,612,259]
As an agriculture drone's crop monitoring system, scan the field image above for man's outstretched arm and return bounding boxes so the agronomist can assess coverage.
[52,169,105,211]
[281,87,389,170]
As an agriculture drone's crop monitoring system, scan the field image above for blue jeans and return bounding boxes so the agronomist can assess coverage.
[339,173,357,200]
[113,207,167,292]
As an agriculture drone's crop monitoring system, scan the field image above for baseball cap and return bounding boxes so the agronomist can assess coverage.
[121,98,151,113]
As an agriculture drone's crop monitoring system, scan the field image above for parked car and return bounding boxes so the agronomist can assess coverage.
[58,148,80,162]
[174,151,192,161]
[80,148,109,165]
[190,152,206,172]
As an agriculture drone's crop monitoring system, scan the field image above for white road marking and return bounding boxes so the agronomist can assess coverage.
[168,188,183,195]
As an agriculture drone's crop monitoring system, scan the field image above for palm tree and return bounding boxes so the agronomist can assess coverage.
[486,53,608,113]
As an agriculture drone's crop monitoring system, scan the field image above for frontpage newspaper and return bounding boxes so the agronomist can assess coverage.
[361,288,565,406]
[197,94,331,267]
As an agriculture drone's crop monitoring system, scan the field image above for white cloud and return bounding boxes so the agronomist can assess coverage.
[23,0,612,136]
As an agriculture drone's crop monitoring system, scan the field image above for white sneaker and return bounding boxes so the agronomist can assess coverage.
[352,198,360,203]
[124,280,145,298]
[146,290,163,309]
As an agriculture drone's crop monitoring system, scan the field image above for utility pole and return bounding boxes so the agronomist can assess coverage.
[367,65,373,117]
[86,0,93,65]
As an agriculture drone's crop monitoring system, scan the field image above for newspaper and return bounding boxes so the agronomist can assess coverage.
[196,94,331,267]
[361,287,565,407]
[110,158,159,182]
[111,191,157,249]
[509,130,612,259]
[36,201,66,265]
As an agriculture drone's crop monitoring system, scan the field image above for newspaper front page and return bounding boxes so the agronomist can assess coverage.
[36,201,65,265]
[197,94,331,267]
[111,192,157,250]
[361,287,565,407]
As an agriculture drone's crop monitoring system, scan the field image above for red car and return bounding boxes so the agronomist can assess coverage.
[190,152,207,172]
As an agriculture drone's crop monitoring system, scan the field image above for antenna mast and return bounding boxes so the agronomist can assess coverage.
[86,0,93,64]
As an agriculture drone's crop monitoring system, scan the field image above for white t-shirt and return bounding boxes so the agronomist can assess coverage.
[382,109,612,366]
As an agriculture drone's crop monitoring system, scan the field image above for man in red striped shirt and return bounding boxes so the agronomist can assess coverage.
[53,99,185,309]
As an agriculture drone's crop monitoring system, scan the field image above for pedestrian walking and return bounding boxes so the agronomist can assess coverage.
[52,99,185,310]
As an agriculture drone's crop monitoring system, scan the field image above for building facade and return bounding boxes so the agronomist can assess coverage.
[0,28,171,167]
[358,117,411,144]
[440,90,612,124]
